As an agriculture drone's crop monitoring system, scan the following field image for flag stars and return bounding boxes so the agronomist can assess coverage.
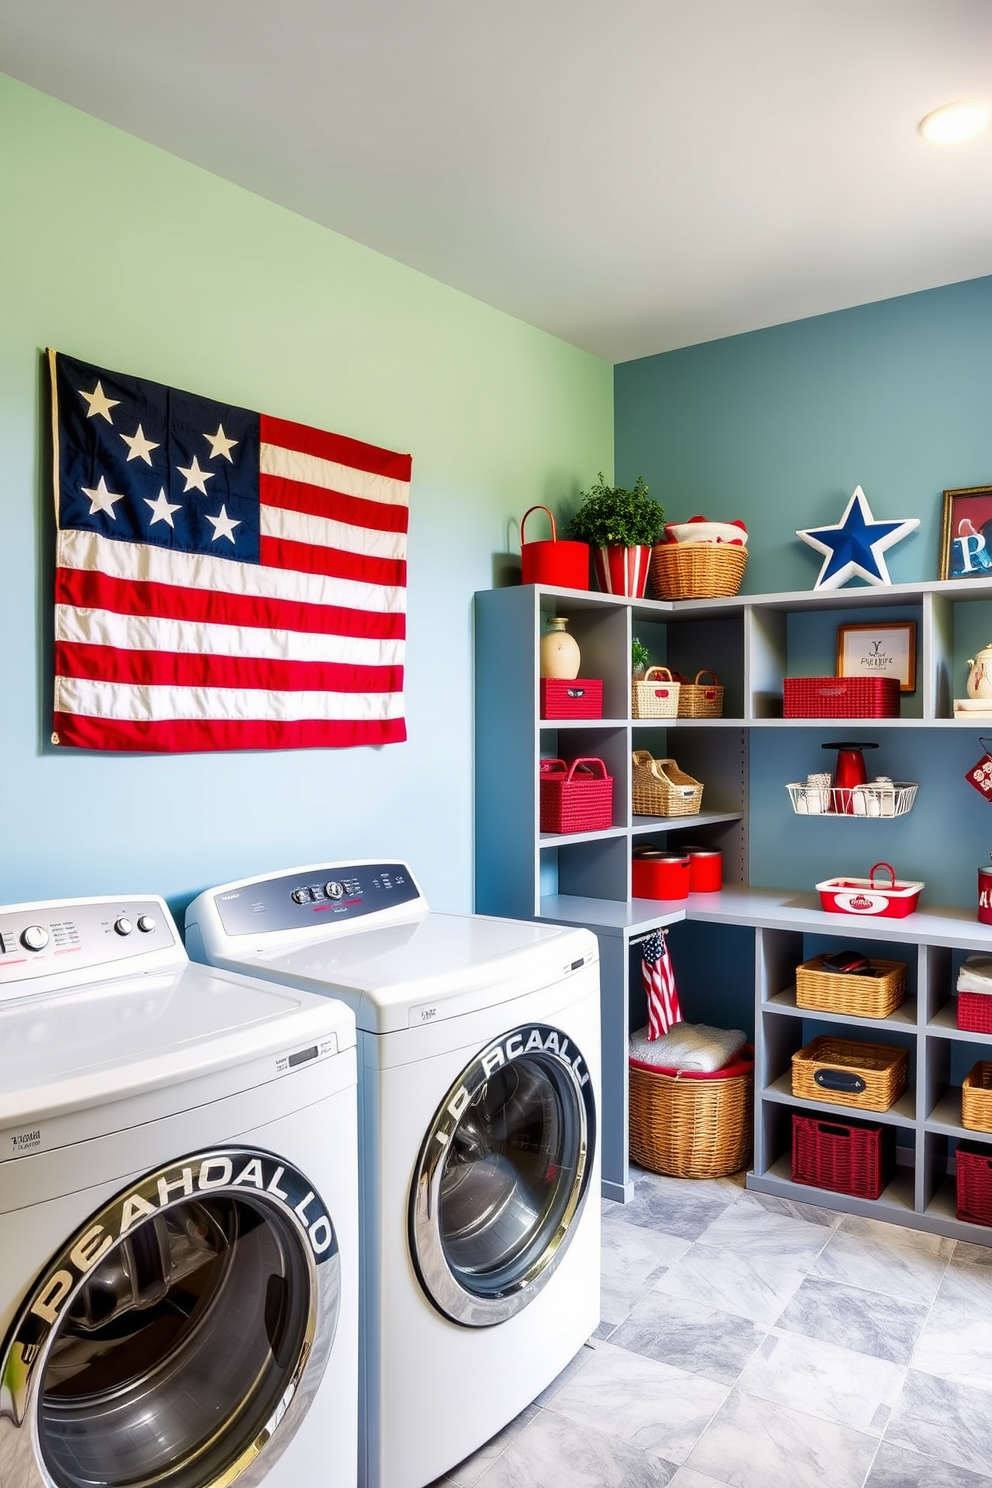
[144,488,182,530]
[176,455,215,495]
[120,424,159,465]
[206,504,240,544]
[78,381,120,423]
[203,424,238,462]
[81,475,126,518]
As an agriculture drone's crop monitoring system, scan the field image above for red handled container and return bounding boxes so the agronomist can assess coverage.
[815,862,923,919]
[632,850,690,900]
[679,845,723,893]
[520,506,589,590]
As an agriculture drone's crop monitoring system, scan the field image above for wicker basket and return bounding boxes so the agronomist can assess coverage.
[650,544,748,601]
[791,1112,894,1199]
[631,750,704,817]
[962,1063,992,1132]
[795,955,907,1019]
[629,1049,754,1178]
[677,670,724,718]
[791,1035,908,1112]
[632,666,680,719]
[539,757,613,835]
[956,1143,992,1226]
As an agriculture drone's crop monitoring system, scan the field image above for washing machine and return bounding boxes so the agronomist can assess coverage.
[0,893,359,1488]
[185,861,601,1488]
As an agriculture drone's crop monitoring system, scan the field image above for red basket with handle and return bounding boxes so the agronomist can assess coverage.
[792,1112,894,1199]
[816,862,923,918]
[520,505,589,589]
[957,1143,992,1226]
[540,757,613,834]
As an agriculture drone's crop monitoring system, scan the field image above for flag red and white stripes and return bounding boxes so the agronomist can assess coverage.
[50,351,412,752]
[643,930,683,1040]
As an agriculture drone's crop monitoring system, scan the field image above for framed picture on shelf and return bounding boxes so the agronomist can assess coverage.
[836,621,917,692]
[940,485,992,580]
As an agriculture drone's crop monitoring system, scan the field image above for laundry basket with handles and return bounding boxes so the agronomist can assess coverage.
[539,757,614,834]
[677,669,724,718]
[631,751,704,817]
[632,666,680,719]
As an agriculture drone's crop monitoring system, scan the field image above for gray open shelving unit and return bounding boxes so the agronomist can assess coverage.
[475,576,992,1238]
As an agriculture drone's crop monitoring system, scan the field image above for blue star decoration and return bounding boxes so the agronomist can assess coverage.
[797,486,920,589]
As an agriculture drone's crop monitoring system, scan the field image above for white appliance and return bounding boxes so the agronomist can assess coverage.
[0,894,359,1488]
[185,861,601,1488]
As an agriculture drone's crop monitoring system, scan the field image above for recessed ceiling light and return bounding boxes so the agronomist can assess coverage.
[918,101,990,144]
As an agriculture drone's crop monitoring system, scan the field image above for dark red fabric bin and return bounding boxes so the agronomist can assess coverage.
[791,1112,895,1199]
[539,677,603,719]
[783,676,900,719]
[957,1143,992,1226]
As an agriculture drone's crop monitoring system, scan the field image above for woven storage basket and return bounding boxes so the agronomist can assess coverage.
[791,1035,908,1112]
[962,1063,992,1132]
[956,1143,992,1226]
[650,544,747,601]
[677,669,724,718]
[791,1112,894,1199]
[539,757,613,834]
[632,666,680,719]
[629,1048,754,1179]
[631,751,704,817]
[795,955,907,1020]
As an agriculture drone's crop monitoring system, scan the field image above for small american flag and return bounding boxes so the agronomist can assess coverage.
[643,930,682,1040]
[49,350,411,753]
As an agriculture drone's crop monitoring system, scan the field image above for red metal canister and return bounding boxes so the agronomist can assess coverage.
[632,850,690,900]
[679,846,723,893]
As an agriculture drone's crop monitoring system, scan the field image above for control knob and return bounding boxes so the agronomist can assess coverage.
[21,925,50,952]
[137,915,156,933]
[292,888,311,905]
[325,881,344,900]
[114,917,133,937]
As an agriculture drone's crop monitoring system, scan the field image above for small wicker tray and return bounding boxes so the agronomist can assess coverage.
[631,751,704,817]
[962,1063,992,1132]
[791,1035,908,1111]
[632,666,680,719]
[795,955,907,1019]
[650,544,748,601]
[629,1049,754,1179]
[678,669,724,718]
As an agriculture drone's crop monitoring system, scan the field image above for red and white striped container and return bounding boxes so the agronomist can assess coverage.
[592,545,652,599]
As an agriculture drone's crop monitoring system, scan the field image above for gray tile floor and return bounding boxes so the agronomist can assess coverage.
[431,1165,992,1488]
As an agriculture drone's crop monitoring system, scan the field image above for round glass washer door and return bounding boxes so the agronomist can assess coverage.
[0,1148,341,1488]
[410,1023,596,1328]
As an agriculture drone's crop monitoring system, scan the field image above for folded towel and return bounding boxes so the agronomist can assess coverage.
[958,955,992,995]
[629,1022,747,1072]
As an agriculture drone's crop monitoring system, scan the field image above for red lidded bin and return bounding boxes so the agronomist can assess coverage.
[679,845,723,893]
[632,850,690,900]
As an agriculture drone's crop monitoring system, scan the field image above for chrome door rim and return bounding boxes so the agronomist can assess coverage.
[410,1024,596,1328]
[0,1147,341,1488]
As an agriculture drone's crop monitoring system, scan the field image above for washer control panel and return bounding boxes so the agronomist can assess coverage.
[213,862,423,937]
[0,898,177,994]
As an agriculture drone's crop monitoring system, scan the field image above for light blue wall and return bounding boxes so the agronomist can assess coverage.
[616,277,992,908]
[0,75,613,918]
[615,276,992,595]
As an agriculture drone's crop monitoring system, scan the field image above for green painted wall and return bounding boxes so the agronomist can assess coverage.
[0,74,613,913]
[616,277,992,595]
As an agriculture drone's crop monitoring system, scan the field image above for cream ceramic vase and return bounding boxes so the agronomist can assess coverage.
[967,644,992,699]
[540,617,581,679]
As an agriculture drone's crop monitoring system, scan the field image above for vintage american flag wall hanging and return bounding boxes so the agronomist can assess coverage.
[48,350,411,752]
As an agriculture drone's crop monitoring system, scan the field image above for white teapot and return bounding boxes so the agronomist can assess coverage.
[967,643,992,699]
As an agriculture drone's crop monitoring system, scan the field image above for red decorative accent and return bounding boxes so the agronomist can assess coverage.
[783,676,900,718]
[592,545,651,598]
[791,1113,894,1199]
[539,678,603,719]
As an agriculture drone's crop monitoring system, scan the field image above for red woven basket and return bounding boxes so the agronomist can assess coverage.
[957,1143,992,1226]
[783,676,900,719]
[791,1112,894,1199]
[539,757,613,834]
[958,993,992,1035]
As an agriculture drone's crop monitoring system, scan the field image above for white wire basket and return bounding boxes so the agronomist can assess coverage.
[786,781,918,818]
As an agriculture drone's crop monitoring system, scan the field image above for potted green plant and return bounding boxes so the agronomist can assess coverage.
[569,473,665,597]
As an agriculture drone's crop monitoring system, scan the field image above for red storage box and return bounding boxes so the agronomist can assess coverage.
[816,862,923,918]
[792,1112,894,1199]
[958,993,992,1034]
[956,1142,992,1226]
[783,675,900,718]
[539,757,613,834]
[539,677,603,720]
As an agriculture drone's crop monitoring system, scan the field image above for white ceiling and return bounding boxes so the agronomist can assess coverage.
[3,0,992,362]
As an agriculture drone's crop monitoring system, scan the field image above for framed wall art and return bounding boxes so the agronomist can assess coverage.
[836,620,917,692]
[940,485,992,580]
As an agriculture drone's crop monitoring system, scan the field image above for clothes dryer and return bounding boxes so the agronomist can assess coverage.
[0,894,359,1488]
[185,861,601,1488]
